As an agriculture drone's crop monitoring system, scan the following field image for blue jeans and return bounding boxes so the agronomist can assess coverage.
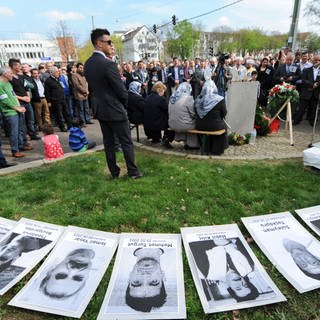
[25,103,37,136]
[5,113,26,153]
[65,95,74,119]
[0,134,7,167]
[75,99,91,124]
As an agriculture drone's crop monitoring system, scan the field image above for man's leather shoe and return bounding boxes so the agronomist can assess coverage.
[20,145,33,151]
[12,152,25,158]
[130,171,144,179]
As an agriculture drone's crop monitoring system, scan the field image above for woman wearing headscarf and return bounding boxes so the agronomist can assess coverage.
[168,82,198,149]
[195,80,228,155]
[144,82,174,148]
[127,81,145,125]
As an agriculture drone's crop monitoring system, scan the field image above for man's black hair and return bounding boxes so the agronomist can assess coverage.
[90,28,110,46]
[227,276,259,302]
[76,62,83,68]
[8,58,21,68]
[125,281,167,312]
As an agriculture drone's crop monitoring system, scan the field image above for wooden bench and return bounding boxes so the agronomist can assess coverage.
[130,124,141,142]
[131,124,226,155]
[186,129,226,155]
[169,128,226,155]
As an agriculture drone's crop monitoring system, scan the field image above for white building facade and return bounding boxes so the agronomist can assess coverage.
[122,26,162,62]
[0,39,61,67]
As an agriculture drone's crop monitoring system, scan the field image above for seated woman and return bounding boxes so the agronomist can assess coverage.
[144,81,174,148]
[127,81,145,125]
[168,82,198,149]
[194,80,228,155]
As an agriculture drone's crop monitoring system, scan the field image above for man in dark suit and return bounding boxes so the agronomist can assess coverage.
[84,28,143,179]
[273,53,301,85]
[133,61,149,97]
[294,55,320,125]
[167,57,184,94]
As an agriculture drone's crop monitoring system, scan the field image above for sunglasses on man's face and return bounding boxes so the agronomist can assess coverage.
[100,39,113,45]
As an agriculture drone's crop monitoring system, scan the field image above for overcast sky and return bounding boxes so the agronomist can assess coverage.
[0,0,317,44]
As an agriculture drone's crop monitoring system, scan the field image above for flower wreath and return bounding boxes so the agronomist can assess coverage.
[268,83,299,118]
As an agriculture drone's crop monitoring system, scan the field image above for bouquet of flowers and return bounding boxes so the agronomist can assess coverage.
[268,83,299,118]
[254,105,270,136]
[228,132,251,145]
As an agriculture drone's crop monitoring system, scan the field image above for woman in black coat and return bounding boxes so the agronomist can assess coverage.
[127,81,145,125]
[144,82,174,148]
[257,57,274,108]
[195,80,228,155]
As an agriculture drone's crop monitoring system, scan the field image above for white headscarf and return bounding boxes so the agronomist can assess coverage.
[128,81,142,95]
[194,80,224,119]
[169,82,192,104]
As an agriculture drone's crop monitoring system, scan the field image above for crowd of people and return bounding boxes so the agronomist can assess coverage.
[0,59,96,168]
[121,49,319,154]
[0,30,319,173]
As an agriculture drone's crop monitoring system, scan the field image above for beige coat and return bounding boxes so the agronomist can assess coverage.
[72,72,89,100]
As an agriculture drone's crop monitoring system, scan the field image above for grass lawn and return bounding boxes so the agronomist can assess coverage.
[0,149,320,320]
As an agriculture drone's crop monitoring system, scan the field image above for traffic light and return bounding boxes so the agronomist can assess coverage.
[172,15,176,26]
[153,24,157,33]
[209,46,213,56]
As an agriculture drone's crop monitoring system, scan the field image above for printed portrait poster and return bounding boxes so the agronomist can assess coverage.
[0,217,16,241]
[295,205,320,237]
[0,218,64,295]
[10,226,119,318]
[181,224,285,314]
[97,233,186,320]
[242,212,320,293]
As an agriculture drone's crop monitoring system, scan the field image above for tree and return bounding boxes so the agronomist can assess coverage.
[306,33,320,51]
[77,40,93,63]
[304,0,320,23]
[51,20,78,64]
[166,20,200,59]
[110,34,123,61]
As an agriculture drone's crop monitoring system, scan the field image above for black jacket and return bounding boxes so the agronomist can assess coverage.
[196,100,227,131]
[300,66,320,100]
[144,92,168,131]
[84,52,128,122]
[273,64,301,85]
[44,76,66,103]
[128,92,145,124]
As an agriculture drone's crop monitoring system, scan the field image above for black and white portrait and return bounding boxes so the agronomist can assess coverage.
[189,237,274,304]
[0,233,51,290]
[99,234,186,320]
[283,238,320,281]
[38,248,95,299]
[181,225,285,314]
[10,226,119,318]
[242,212,320,293]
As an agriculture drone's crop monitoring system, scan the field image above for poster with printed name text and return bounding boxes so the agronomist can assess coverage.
[97,233,186,320]
[181,224,285,314]
[0,218,64,295]
[242,212,320,293]
[9,226,119,318]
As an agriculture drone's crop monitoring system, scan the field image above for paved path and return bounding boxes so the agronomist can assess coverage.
[1,119,319,175]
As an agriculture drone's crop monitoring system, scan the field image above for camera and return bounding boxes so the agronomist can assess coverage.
[218,53,230,64]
